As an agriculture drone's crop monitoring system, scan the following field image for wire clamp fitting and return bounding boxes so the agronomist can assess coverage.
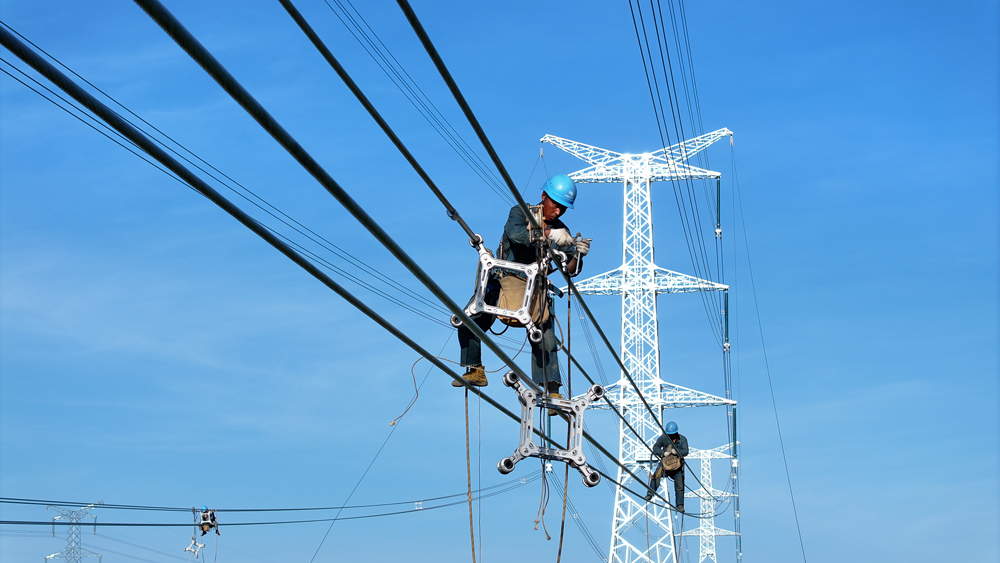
[496,371,604,487]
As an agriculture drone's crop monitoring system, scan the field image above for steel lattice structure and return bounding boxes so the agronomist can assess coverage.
[682,445,739,563]
[45,503,102,563]
[544,130,735,563]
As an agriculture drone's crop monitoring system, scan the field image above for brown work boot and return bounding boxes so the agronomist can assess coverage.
[452,365,488,387]
[548,392,564,416]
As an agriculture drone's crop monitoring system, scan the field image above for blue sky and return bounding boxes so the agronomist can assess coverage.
[1,1,997,562]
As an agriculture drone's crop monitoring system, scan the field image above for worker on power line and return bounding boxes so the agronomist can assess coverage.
[644,421,689,512]
[198,506,219,536]
[455,174,590,401]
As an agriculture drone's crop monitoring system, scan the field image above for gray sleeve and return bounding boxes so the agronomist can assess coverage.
[503,206,531,246]
[652,434,666,457]
[676,435,689,458]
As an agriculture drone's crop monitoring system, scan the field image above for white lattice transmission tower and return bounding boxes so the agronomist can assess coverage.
[682,445,739,563]
[45,503,103,563]
[544,129,736,563]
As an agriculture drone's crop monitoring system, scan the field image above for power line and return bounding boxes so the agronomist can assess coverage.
[7,2,729,523]
[279,0,482,248]
[297,0,690,492]
[0,57,475,334]
[0,475,542,515]
[0,60,187,190]
[131,6,700,503]
[0,25,463,330]
[319,0,514,206]
[0,18,693,516]
[3,16,743,563]
[627,0,725,343]
[732,148,808,562]
[1,482,547,530]
[130,0,556,407]
[0,17,524,442]
[0,493,523,528]
[548,471,608,562]
[0,54,546,352]
[393,2,735,502]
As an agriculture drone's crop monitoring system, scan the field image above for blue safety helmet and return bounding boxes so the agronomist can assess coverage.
[542,174,577,209]
[202,506,209,511]
[665,421,678,434]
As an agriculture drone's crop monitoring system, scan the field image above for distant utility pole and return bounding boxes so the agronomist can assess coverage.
[45,503,103,563]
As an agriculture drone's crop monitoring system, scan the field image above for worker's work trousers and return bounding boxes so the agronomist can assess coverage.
[457,309,561,389]
[649,464,685,507]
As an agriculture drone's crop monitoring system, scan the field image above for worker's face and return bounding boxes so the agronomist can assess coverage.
[541,193,567,223]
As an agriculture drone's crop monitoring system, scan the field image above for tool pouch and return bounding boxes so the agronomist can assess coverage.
[661,453,682,472]
[497,275,549,327]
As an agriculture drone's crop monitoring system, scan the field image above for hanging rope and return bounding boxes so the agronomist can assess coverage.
[477,391,483,562]
[676,512,685,562]
[533,463,551,541]
[388,357,422,427]
[555,294,572,563]
[464,389,477,563]
[534,275,553,542]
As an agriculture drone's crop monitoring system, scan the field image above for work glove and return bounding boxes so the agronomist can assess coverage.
[548,227,574,247]
[574,232,592,256]
[667,445,676,456]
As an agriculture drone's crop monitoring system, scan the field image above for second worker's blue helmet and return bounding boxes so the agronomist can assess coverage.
[665,421,678,434]
[542,174,577,209]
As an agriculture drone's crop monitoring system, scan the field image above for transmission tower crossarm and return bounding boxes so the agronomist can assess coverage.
[644,161,720,182]
[652,267,727,294]
[690,486,736,500]
[563,156,719,184]
[679,526,739,537]
[561,267,726,296]
[563,267,626,295]
[568,162,627,183]
[540,134,623,167]
[660,382,735,408]
[650,127,732,163]
[687,443,737,458]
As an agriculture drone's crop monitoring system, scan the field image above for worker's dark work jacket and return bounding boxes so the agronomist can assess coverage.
[652,433,689,459]
[647,432,688,508]
[498,204,576,265]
